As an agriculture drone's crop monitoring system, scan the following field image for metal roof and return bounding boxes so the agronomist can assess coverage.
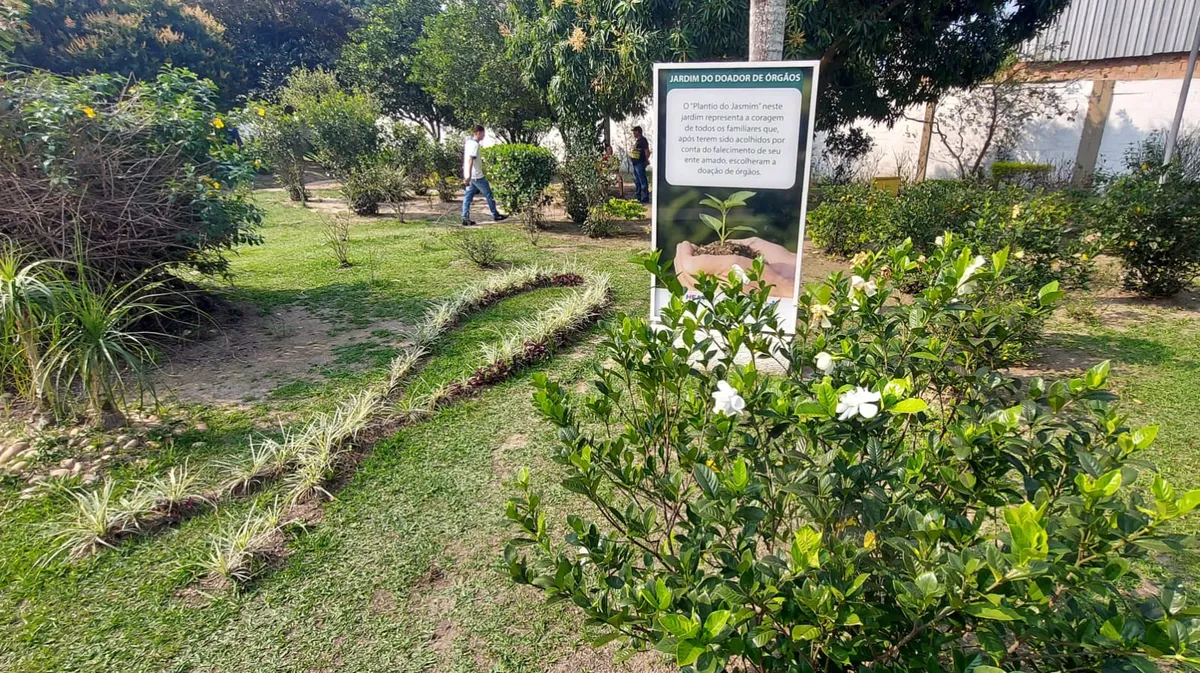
[1025,0,1200,62]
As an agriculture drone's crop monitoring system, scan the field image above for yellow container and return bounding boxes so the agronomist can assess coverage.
[871,176,902,195]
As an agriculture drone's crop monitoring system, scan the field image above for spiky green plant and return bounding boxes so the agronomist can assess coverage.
[217,438,288,495]
[283,417,343,504]
[385,345,426,392]
[43,263,173,423]
[43,480,139,562]
[199,508,276,585]
[0,245,57,405]
[139,461,210,516]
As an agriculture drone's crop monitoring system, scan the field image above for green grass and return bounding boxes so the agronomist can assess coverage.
[0,191,649,672]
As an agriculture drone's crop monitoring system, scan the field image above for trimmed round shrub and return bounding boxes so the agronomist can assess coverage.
[482,143,556,228]
[991,160,1052,188]
[0,68,261,281]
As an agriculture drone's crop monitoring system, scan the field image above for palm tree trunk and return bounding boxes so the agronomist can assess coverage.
[748,0,787,61]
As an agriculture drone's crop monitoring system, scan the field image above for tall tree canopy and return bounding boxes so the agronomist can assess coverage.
[508,0,1071,134]
[411,0,551,143]
[341,0,456,138]
[192,0,360,96]
[8,0,246,101]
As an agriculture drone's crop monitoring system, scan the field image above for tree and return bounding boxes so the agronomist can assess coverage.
[411,0,551,144]
[509,0,1071,136]
[340,0,457,138]
[191,0,360,97]
[924,56,1076,180]
[0,0,28,57]
[748,0,785,61]
[8,0,246,103]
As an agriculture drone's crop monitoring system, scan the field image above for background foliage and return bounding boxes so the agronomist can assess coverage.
[0,68,261,281]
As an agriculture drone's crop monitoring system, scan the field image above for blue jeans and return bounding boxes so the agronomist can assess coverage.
[631,163,649,201]
[462,177,500,220]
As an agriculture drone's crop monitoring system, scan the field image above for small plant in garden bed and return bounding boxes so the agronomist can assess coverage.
[695,191,757,257]
[505,241,1200,672]
[446,229,505,269]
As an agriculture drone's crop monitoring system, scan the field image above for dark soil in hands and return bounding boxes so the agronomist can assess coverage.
[696,241,755,258]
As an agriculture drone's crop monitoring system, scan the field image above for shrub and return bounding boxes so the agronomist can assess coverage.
[582,205,618,238]
[279,68,381,178]
[584,198,642,238]
[378,118,434,194]
[429,136,465,202]
[446,229,504,269]
[254,103,311,202]
[320,213,352,268]
[482,144,556,231]
[0,68,262,281]
[963,187,1096,293]
[341,158,409,216]
[560,150,612,225]
[889,180,978,250]
[603,197,645,223]
[1096,163,1200,297]
[805,183,896,257]
[506,242,1200,673]
[991,160,1052,188]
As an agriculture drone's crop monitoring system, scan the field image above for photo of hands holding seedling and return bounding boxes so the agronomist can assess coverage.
[673,191,798,298]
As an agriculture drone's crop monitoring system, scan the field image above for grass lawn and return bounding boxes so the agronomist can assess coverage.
[1,191,1199,672]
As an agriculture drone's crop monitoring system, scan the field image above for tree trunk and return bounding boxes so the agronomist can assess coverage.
[748,0,787,61]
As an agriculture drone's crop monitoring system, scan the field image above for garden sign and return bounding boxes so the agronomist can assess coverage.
[649,60,820,333]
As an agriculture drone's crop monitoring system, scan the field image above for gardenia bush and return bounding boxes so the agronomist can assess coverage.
[506,240,1200,672]
[1095,153,1200,298]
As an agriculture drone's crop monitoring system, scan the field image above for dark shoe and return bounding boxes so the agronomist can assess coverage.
[461,218,477,226]
[493,213,509,222]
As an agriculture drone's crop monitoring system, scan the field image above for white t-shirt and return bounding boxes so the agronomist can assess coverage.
[463,138,484,180]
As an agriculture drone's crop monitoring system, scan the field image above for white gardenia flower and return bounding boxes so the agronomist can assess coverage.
[850,275,878,297]
[836,386,882,421]
[956,255,987,296]
[729,264,750,283]
[809,302,835,328]
[815,351,835,374]
[935,235,945,247]
[712,380,746,417]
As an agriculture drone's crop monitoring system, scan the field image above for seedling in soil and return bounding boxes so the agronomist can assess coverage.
[696,191,757,257]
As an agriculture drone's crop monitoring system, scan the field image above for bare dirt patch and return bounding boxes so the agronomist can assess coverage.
[547,644,676,673]
[153,303,409,406]
[491,433,527,484]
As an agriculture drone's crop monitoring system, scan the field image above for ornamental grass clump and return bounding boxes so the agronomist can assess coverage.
[505,240,1200,672]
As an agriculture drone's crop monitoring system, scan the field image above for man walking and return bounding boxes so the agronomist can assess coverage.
[630,126,651,203]
[461,124,507,226]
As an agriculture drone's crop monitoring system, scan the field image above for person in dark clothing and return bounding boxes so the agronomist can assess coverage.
[629,126,651,203]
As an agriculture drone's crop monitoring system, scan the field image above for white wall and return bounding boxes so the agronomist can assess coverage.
[1097,79,1200,171]
[857,81,1091,179]
[856,77,1200,179]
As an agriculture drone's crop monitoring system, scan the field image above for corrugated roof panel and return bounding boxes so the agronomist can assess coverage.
[1026,0,1200,62]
